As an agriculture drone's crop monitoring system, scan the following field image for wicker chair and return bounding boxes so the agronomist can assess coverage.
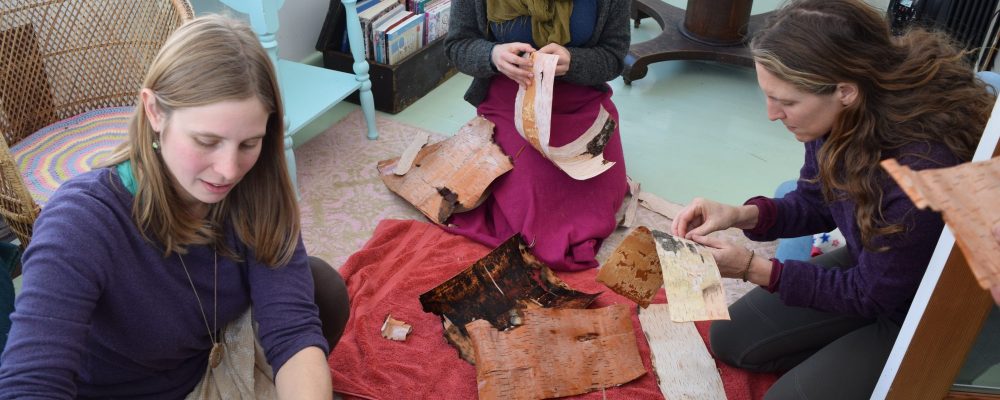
[0,0,193,251]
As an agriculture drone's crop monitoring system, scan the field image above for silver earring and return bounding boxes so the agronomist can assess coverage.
[152,140,160,151]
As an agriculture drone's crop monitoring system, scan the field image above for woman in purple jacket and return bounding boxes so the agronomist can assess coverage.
[671,0,994,398]
[0,15,347,399]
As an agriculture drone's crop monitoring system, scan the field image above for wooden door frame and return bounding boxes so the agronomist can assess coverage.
[873,103,1000,400]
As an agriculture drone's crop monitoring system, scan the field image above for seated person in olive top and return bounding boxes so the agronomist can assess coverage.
[671,0,994,398]
[444,0,631,271]
[0,15,348,399]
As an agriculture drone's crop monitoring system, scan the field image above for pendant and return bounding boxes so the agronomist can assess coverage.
[209,342,224,369]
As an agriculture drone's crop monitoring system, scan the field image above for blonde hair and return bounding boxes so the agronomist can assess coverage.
[104,14,299,266]
[751,0,993,251]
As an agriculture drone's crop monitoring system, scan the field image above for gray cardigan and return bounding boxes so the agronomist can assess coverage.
[445,0,631,106]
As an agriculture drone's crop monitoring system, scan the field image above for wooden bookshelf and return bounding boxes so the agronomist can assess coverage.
[322,36,456,114]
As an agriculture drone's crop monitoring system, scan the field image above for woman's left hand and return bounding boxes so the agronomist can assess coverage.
[537,43,571,76]
[690,234,751,279]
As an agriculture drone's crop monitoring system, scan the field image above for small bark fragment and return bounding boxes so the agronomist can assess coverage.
[652,231,729,322]
[393,131,430,175]
[881,158,1000,290]
[380,314,412,341]
[638,304,727,400]
[596,226,662,308]
[467,305,647,400]
[378,117,513,224]
[617,177,642,227]
[419,235,601,363]
[636,190,684,220]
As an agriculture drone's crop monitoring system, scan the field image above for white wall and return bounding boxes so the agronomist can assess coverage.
[868,0,890,12]
[188,0,893,63]
[188,0,333,62]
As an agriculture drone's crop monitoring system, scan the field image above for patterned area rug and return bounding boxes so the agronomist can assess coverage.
[296,110,774,303]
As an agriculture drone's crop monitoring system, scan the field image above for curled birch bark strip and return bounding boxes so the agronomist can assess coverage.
[514,52,616,180]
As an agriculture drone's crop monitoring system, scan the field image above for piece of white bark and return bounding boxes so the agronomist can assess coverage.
[381,314,413,341]
[652,230,730,322]
[393,131,430,176]
[638,304,727,400]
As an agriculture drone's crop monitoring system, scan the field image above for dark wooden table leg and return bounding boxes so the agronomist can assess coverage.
[623,0,772,84]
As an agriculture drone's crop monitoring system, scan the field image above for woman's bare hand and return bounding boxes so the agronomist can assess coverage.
[491,42,536,87]
[537,43,571,76]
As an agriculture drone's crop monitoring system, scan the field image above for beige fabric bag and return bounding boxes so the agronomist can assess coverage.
[185,309,277,400]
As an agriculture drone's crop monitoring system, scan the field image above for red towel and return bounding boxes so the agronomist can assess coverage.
[328,219,778,399]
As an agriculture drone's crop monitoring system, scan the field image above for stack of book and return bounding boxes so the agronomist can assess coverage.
[421,0,451,44]
[317,0,453,66]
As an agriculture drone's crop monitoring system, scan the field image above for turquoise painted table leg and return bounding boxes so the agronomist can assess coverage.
[284,121,299,196]
[342,0,378,140]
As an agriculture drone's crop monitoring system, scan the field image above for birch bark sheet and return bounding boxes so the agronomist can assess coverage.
[881,157,1000,290]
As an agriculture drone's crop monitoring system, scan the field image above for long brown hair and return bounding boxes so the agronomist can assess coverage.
[752,0,994,250]
[104,15,299,266]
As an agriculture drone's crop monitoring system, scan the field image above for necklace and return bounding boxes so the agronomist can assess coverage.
[178,251,223,369]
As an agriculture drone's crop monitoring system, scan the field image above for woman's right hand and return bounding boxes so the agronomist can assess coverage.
[672,198,754,239]
[491,42,536,87]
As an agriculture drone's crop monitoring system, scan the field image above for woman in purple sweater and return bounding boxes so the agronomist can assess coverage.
[0,15,348,399]
[671,0,994,398]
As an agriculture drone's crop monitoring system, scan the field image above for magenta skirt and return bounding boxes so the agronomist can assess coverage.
[445,76,628,271]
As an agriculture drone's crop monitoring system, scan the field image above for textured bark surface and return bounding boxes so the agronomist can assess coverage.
[653,230,729,322]
[638,304,727,399]
[596,226,663,308]
[377,116,512,223]
[467,305,647,400]
[882,157,1000,290]
[419,235,601,363]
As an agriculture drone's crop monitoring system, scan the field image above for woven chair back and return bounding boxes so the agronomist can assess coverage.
[0,0,193,250]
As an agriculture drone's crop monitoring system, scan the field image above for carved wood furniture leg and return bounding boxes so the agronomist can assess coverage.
[342,0,378,140]
[623,0,772,84]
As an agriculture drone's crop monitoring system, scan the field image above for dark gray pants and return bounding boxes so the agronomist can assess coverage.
[308,256,351,352]
[710,248,900,400]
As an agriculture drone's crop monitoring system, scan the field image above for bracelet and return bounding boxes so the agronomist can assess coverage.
[741,249,755,282]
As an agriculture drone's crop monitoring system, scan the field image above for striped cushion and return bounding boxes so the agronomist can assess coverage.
[11,106,132,206]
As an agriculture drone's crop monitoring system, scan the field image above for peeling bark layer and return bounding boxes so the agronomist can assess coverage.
[882,157,1000,290]
[378,116,513,224]
[467,305,647,400]
[419,235,601,363]
[596,226,663,308]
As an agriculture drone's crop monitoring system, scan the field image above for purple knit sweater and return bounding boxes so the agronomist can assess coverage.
[744,137,960,323]
[0,168,327,399]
